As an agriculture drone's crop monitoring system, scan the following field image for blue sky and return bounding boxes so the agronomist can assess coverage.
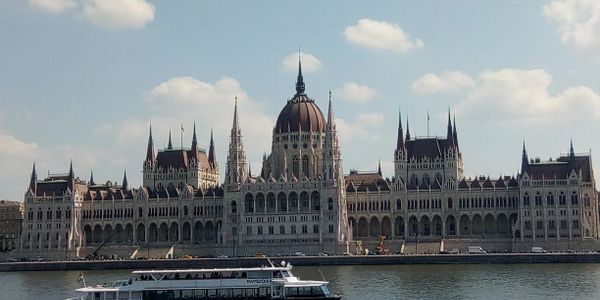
[2,0,600,200]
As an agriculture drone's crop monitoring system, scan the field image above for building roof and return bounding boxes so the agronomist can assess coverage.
[406,137,451,160]
[523,155,592,181]
[345,172,390,192]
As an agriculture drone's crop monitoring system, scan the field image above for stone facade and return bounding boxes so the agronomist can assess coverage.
[0,200,22,251]
[19,63,600,256]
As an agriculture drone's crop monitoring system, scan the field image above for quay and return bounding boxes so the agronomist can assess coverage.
[3,253,600,272]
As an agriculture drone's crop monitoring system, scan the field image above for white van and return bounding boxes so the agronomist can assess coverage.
[531,247,547,253]
[468,246,486,254]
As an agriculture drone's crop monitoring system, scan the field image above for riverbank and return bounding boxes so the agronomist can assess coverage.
[3,253,600,272]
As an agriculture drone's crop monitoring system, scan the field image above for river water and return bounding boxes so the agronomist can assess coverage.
[2,264,600,299]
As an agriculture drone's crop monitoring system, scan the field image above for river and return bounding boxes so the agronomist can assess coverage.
[2,264,600,299]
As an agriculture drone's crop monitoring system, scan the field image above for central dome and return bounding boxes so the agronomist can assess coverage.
[274,60,326,133]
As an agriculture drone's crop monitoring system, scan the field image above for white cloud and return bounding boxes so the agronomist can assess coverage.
[456,68,600,123]
[282,52,322,73]
[356,113,384,127]
[411,71,475,94]
[344,18,424,53]
[334,82,377,102]
[29,0,76,13]
[82,0,155,30]
[543,0,600,54]
[95,76,274,173]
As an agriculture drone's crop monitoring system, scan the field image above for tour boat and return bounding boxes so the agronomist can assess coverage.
[73,262,341,300]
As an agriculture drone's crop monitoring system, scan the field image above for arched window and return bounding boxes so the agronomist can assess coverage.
[547,193,554,206]
[328,198,334,210]
[396,199,402,210]
[302,155,310,177]
[447,198,453,209]
[230,201,237,213]
[292,157,299,177]
[571,192,579,205]
[268,226,274,235]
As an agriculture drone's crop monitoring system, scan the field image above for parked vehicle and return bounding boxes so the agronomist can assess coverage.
[531,247,547,253]
[32,256,46,262]
[468,246,486,254]
[216,254,229,259]
[318,252,329,257]
[293,251,306,257]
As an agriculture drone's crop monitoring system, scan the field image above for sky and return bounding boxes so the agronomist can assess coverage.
[2,0,600,201]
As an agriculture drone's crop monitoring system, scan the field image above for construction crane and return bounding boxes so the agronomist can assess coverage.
[87,233,114,260]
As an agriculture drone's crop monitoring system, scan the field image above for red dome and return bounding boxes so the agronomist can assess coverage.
[275,94,326,133]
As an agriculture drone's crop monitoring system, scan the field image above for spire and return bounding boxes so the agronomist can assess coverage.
[191,121,198,149]
[122,169,128,190]
[521,140,529,174]
[248,165,252,177]
[378,159,382,176]
[405,116,411,141]
[295,50,305,94]
[29,162,37,192]
[167,128,173,150]
[208,128,217,169]
[396,108,405,150]
[327,90,334,130]
[569,139,575,161]
[89,170,95,186]
[447,109,453,143]
[453,114,459,152]
[68,160,75,190]
[232,96,240,134]
[145,123,155,163]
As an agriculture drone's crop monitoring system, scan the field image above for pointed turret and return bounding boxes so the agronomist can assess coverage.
[569,139,575,161]
[378,159,382,176]
[68,160,75,190]
[225,96,247,187]
[167,129,173,150]
[521,141,529,174]
[89,170,95,186]
[453,115,459,152]
[122,169,128,190]
[323,91,342,181]
[405,117,411,141]
[191,121,198,151]
[396,109,405,150]
[208,128,217,170]
[295,53,305,95]
[145,123,155,164]
[446,109,454,146]
[29,162,37,193]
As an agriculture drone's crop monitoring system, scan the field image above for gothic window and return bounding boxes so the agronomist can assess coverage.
[585,194,590,207]
[410,174,418,186]
[302,155,309,177]
[523,194,530,206]
[549,220,555,229]
[435,173,442,184]
[302,224,308,234]
[559,192,566,205]
[396,199,402,210]
[291,225,297,234]
[268,226,274,235]
[46,208,52,220]
[547,193,554,206]
[447,198,453,209]
[257,226,263,235]
[231,201,237,213]
[422,173,430,185]
[536,220,543,230]
[328,198,334,210]
[246,226,252,235]
[534,192,542,206]
[329,224,334,233]
[279,225,285,234]
[245,193,254,213]
[571,192,578,205]
[313,224,319,233]
[573,220,580,229]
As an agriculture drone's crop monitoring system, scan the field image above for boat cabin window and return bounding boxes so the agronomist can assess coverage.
[247,270,271,279]
[285,286,326,297]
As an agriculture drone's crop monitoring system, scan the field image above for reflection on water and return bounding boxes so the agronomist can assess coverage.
[2,264,600,300]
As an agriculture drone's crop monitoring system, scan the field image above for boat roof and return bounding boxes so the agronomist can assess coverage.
[132,266,291,274]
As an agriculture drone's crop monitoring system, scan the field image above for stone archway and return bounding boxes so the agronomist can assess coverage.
[381,216,392,237]
[205,221,215,242]
[432,215,443,236]
[369,217,380,237]
[114,224,124,243]
[408,216,418,236]
[445,215,456,236]
[93,224,102,243]
[395,216,405,237]
[170,222,179,242]
[136,223,145,243]
[194,222,203,242]
[148,223,158,242]
[459,215,471,236]
[182,222,191,241]
[472,214,483,235]
[484,214,496,235]
[125,224,133,242]
[497,214,509,235]
[84,225,92,244]
[420,215,431,236]
[158,223,168,242]
[358,217,368,237]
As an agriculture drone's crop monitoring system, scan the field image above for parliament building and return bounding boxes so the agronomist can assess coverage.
[20,62,600,257]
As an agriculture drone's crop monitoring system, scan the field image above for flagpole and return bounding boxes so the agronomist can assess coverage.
[426,111,430,137]
[180,123,184,150]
